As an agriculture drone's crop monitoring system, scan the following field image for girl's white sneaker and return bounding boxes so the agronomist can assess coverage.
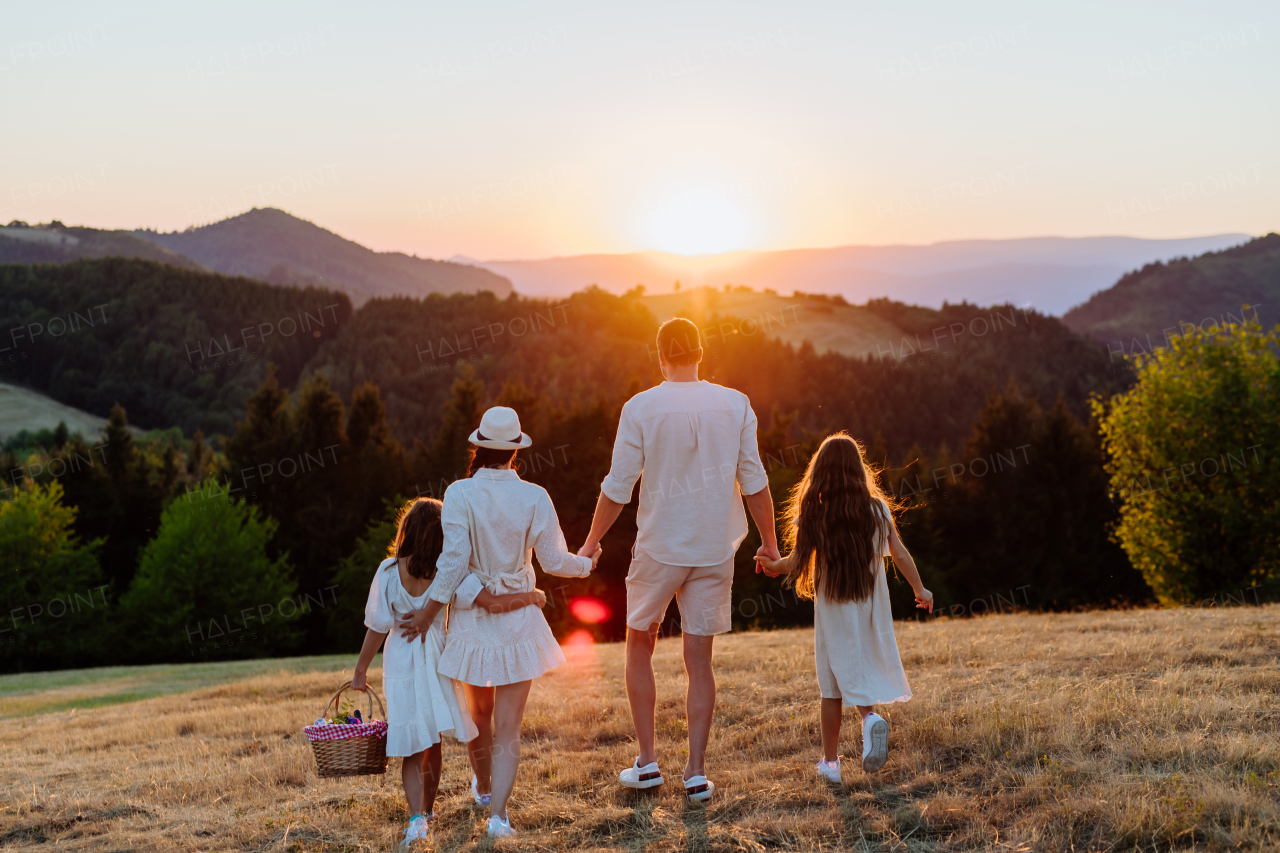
[862,713,889,773]
[403,813,431,843]
[618,758,664,789]
[486,814,516,838]
[471,775,492,807]
[815,757,842,784]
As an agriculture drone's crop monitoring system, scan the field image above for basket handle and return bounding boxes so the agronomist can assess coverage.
[320,680,386,723]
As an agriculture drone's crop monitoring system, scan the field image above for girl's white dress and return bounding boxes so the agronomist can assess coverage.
[364,557,479,756]
[813,499,913,707]
[426,468,593,687]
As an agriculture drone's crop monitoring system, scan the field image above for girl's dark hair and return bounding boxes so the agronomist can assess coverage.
[467,444,518,477]
[389,498,445,580]
[782,432,898,603]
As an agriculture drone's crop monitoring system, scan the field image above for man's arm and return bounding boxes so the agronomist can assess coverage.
[744,484,781,567]
[579,493,625,556]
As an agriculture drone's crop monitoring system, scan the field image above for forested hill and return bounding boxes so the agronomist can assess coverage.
[0,222,205,270]
[136,207,514,304]
[1063,233,1279,350]
[0,257,352,436]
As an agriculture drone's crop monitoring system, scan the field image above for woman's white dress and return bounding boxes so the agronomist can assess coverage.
[364,557,479,756]
[426,467,593,687]
[813,499,913,707]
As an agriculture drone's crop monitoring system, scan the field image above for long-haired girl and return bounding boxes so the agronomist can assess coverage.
[755,432,932,779]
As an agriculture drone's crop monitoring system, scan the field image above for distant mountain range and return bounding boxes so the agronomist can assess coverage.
[135,208,511,304]
[473,234,1251,316]
[1062,233,1279,349]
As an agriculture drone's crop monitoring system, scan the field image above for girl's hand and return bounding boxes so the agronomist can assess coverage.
[531,588,548,609]
[351,669,367,692]
[588,543,602,570]
[914,587,934,613]
[753,552,787,577]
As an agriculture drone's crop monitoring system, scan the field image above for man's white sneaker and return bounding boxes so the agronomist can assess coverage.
[684,774,715,802]
[815,758,842,784]
[862,713,889,773]
[619,758,664,789]
[486,814,516,838]
[471,775,492,807]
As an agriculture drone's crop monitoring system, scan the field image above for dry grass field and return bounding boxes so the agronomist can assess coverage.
[2,606,1278,852]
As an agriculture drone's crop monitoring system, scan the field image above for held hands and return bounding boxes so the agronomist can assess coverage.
[577,541,603,571]
[753,543,784,577]
[914,587,934,613]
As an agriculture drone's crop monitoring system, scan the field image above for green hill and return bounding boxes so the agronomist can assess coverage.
[0,222,205,270]
[1062,233,1279,352]
[136,207,513,305]
[0,257,353,436]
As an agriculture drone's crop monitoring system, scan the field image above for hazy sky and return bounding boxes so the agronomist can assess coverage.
[3,1,1276,259]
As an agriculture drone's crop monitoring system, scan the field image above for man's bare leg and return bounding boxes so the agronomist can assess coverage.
[625,624,660,765]
[682,632,715,780]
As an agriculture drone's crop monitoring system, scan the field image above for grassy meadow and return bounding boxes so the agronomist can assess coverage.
[1,606,1277,852]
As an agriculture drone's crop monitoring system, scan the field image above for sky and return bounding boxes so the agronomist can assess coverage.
[2,1,1277,259]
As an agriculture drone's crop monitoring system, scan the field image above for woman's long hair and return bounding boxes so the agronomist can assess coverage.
[389,498,445,580]
[782,432,897,603]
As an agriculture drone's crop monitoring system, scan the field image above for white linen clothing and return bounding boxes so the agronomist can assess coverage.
[364,557,478,755]
[427,467,592,686]
[601,380,768,567]
[814,500,912,707]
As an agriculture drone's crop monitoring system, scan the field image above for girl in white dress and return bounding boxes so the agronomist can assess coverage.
[755,432,933,779]
[399,406,600,839]
[351,497,545,846]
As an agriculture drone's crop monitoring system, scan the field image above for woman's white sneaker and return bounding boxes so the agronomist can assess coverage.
[471,775,492,807]
[486,814,516,838]
[861,713,889,773]
[619,758,664,789]
[815,757,842,784]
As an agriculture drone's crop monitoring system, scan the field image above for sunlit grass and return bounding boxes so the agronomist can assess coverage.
[0,609,1276,851]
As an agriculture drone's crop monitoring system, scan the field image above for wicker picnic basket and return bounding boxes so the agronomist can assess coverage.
[303,681,389,778]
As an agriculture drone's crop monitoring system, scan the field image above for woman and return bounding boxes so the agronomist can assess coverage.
[399,406,600,838]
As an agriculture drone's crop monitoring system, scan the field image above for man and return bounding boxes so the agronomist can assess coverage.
[577,317,780,802]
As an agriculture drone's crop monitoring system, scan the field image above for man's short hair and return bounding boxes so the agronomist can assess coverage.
[656,317,702,365]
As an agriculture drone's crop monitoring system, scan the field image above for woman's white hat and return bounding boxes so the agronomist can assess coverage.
[469,406,532,449]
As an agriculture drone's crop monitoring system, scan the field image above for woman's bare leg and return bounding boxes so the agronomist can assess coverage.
[464,683,496,796]
[489,680,532,820]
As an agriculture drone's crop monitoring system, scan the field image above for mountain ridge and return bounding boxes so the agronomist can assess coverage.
[134,207,512,305]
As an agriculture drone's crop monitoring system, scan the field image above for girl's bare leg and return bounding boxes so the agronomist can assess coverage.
[820,698,843,762]
[489,680,532,820]
[401,752,424,815]
[422,742,443,815]
[464,683,496,795]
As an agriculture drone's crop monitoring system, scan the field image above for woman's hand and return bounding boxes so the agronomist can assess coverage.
[351,669,367,692]
[587,543,602,570]
[531,588,548,609]
[914,587,934,613]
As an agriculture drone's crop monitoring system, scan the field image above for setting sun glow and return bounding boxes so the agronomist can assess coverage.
[645,190,748,255]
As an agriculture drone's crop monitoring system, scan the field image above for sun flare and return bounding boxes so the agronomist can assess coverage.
[645,190,748,255]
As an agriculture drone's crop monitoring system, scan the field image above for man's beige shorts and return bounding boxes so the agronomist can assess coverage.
[625,547,735,636]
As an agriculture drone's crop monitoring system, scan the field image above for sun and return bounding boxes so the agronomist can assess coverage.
[645,190,748,255]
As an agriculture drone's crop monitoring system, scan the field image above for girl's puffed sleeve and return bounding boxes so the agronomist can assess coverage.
[532,490,593,578]
[364,559,396,633]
